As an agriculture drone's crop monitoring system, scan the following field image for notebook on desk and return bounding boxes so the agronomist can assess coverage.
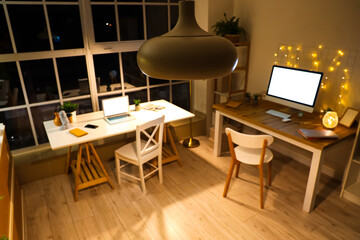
[102,96,135,125]
[298,129,338,139]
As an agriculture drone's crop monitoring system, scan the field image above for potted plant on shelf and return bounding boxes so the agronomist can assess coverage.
[134,99,141,111]
[212,13,246,43]
[60,101,79,123]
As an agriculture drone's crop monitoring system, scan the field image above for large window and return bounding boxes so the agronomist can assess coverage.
[0,0,187,150]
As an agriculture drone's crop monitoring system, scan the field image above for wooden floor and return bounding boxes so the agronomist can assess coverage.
[23,136,360,240]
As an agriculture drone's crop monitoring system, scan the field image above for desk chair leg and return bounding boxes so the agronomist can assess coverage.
[88,143,115,189]
[268,161,272,186]
[115,153,121,184]
[259,164,264,209]
[139,164,146,194]
[223,158,236,197]
[74,144,83,201]
[158,155,163,184]
[235,162,240,178]
[65,146,72,174]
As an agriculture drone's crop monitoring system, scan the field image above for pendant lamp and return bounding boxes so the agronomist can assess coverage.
[137,0,238,80]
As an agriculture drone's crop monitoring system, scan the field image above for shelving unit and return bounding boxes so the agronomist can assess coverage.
[340,122,360,206]
[214,41,250,103]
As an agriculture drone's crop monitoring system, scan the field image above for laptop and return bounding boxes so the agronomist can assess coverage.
[102,96,135,125]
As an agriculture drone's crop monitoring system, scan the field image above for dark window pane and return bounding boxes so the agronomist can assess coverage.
[146,6,168,39]
[47,0,78,2]
[146,0,167,2]
[31,103,59,144]
[7,5,50,52]
[0,109,35,150]
[149,77,168,86]
[56,56,88,98]
[92,5,117,42]
[93,53,120,93]
[117,0,141,2]
[150,86,169,101]
[0,62,25,107]
[20,59,58,103]
[172,82,189,111]
[47,5,83,50]
[170,6,178,30]
[72,98,93,114]
[127,89,147,105]
[0,6,13,54]
[121,51,146,88]
[118,5,144,41]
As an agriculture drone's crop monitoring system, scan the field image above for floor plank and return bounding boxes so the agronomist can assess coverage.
[23,136,360,240]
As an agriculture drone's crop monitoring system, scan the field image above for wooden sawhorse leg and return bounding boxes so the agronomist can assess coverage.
[69,142,114,201]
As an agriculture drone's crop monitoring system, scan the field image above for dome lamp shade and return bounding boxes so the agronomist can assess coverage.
[137,0,238,80]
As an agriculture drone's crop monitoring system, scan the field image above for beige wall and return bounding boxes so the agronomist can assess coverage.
[234,0,360,111]
[232,0,360,179]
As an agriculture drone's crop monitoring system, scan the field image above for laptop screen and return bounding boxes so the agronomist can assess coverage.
[102,96,129,117]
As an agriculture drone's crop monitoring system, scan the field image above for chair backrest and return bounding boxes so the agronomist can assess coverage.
[225,127,274,149]
[136,115,165,162]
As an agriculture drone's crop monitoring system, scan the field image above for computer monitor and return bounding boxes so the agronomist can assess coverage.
[265,65,323,113]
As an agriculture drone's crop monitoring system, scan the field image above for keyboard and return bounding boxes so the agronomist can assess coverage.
[265,109,291,119]
[106,114,135,124]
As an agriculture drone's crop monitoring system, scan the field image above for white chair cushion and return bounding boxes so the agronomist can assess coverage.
[234,145,273,165]
[115,139,156,162]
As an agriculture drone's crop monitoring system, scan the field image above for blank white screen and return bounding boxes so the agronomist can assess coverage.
[267,67,322,106]
[103,96,129,117]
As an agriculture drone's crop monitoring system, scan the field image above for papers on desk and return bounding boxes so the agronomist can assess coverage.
[142,104,165,111]
[298,129,338,139]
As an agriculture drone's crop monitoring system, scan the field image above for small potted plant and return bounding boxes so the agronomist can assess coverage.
[212,13,246,43]
[252,94,260,106]
[60,101,78,123]
[245,92,251,103]
[134,99,141,111]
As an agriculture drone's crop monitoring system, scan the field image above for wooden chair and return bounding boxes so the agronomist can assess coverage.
[223,127,274,209]
[115,115,165,194]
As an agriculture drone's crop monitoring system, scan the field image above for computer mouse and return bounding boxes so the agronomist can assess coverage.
[282,118,291,122]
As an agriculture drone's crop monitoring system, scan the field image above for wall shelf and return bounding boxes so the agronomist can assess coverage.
[214,41,250,103]
[341,121,360,206]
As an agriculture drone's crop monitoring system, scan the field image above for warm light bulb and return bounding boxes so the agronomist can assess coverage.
[296,47,300,51]
[339,95,342,97]
[274,53,277,56]
[342,77,345,79]
[338,50,344,56]
[288,46,292,50]
[274,61,278,64]
[344,69,348,72]
[294,64,298,68]
[285,54,288,57]
[280,46,284,50]
[296,57,300,60]
[312,53,317,58]
[314,61,319,66]
[318,45,323,49]
[325,77,328,79]
[329,67,334,71]
[322,111,338,129]
[336,62,341,66]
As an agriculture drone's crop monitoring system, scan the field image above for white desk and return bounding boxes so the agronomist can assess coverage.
[44,100,194,200]
[213,101,356,213]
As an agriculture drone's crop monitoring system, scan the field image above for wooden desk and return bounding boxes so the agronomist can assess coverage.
[44,100,194,200]
[213,101,356,213]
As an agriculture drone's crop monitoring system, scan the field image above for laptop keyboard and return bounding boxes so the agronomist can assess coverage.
[108,114,132,124]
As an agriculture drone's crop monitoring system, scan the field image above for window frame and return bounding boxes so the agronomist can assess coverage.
[0,0,185,150]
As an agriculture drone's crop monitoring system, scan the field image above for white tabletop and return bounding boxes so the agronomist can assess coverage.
[44,100,194,150]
